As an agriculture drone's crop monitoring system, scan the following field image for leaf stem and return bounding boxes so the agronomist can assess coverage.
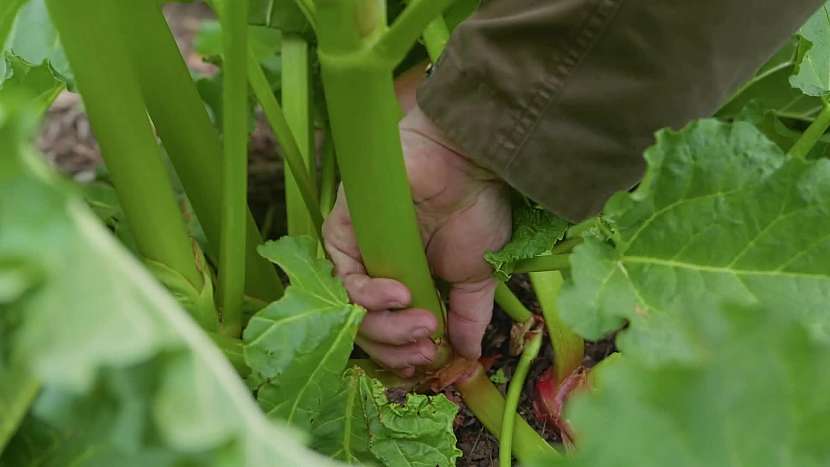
[282,33,317,238]
[112,0,283,302]
[218,0,249,337]
[500,331,543,467]
[513,254,571,274]
[495,282,533,323]
[248,52,324,242]
[530,271,584,383]
[46,0,203,289]
[789,100,830,158]
[373,0,456,65]
[457,363,560,463]
[315,0,444,336]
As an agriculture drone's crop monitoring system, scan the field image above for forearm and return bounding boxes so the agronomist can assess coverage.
[419,0,824,221]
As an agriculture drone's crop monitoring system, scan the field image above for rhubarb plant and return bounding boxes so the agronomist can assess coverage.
[4,0,830,466]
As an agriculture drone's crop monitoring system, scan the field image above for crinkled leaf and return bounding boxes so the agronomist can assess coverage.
[540,305,830,467]
[362,375,461,467]
[791,2,830,96]
[312,368,461,467]
[560,119,830,364]
[244,237,365,430]
[0,96,339,467]
[2,0,73,89]
[485,200,569,280]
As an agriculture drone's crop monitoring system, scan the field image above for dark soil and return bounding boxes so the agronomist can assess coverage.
[37,3,616,465]
[451,275,616,466]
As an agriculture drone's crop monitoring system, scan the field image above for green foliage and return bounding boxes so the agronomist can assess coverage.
[485,199,569,280]
[791,3,830,97]
[560,119,830,365]
[538,304,830,467]
[718,40,822,121]
[313,368,462,466]
[1,0,73,92]
[735,100,830,158]
[244,237,365,429]
[248,0,313,37]
[0,95,338,467]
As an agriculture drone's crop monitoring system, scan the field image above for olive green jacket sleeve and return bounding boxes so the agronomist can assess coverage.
[417,0,824,221]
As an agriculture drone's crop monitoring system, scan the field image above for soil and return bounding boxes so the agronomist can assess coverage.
[37,3,616,465]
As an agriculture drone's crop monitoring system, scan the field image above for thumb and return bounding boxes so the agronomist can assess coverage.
[447,278,496,360]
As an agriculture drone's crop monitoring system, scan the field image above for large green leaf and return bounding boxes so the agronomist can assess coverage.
[312,368,462,467]
[485,199,569,280]
[560,119,830,364]
[0,95,338,467]
[243,236,365,430]
[791,2,830,97]
[539,304,830,467]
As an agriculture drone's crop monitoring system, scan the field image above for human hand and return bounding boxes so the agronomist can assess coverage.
[323,105,511,376]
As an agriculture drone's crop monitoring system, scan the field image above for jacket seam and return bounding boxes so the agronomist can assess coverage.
[501,0,625,171]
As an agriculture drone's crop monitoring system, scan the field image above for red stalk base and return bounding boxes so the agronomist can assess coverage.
[532,365,590,447]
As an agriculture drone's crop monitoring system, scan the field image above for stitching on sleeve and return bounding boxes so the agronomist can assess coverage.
[500,0,624,170]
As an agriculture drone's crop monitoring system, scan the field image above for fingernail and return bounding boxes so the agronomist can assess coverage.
[411,327,432,341]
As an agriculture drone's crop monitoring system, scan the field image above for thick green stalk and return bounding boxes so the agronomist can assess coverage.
[282,33,317,237]
[248,53,324,241]
[513,254,571,274]
[373,0,456,66]
[218,0,249,336]
[495,282,533,323]
[315,0,444,334]
[314,2,555,458]
[319,126,338,216]
[530,271,584,383]
[457,364,560,463]
[789,101,830,159]
[500,332,543,467]
[111,0,283,302]
[46,0,202,289]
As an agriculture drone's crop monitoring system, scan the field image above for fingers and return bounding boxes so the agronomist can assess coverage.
[323,186,365,277]
[356,335,437,372]
[359,308,437,345]
[447,278,496,360]
[344,275,410,311]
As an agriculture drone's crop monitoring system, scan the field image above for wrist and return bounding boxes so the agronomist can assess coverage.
[402,104,502,183]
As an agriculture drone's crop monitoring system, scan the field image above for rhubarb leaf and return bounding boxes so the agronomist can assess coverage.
[791,2,830,96]
[311,368,374,464]
[312,368,462,467]
[542,305,830,467]
[362,374,462,467]
[0,95,338,467]
[560,119,830,364]
[244,236,365,430]
[485,200,569,280]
